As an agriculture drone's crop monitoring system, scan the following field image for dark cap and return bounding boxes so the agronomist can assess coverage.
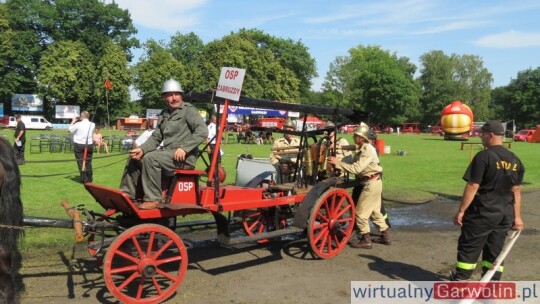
[481,120,505,135]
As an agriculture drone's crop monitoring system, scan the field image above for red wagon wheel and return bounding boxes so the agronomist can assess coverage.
[308,188,355,259]
[241,206,294,244]
[241,207,289,243]
[103,224,188,304]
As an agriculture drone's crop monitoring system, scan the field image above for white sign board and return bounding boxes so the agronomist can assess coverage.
[216,67,246,101]
[55,105,80,119]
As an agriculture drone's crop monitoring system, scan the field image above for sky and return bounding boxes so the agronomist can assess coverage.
[109,0,540,91]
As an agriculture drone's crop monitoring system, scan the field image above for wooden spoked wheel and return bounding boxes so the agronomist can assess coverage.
[103,224,188,304]
[241,207,289,244]
[308,188,355,259]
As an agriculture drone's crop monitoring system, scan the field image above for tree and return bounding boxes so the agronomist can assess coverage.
[322,45,420,125]
[37,40,97,114]
[418,51,458,125]
[237,29,317,97]
[492,67,540,128]
[322,56,353,108]
[419,51,493,125]
[132,40,185,109]
[168,32,206,93]
[199,32,300,102]
[453,54,492,121]
[0,4,18,103]
[5,0,138,100]
[4,0,43,94]
[95,40,132,127]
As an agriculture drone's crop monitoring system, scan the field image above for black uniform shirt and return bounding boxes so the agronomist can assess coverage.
[14,121,26,141]
[463,145,525,223]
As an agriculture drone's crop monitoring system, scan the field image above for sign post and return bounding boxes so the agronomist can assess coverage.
[215,67,246,101]
[208,67,246,203]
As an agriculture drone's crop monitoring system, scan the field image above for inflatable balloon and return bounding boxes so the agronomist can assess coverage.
[440,100,473,135]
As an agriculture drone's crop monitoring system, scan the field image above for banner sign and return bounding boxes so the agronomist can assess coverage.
[219,105,288,117]
[125,118,143,124]
[228,106,288,117]
[55,105,80,119]
[0,103,3,116]
[12,94,44,111]
[146,109,162,119]
[216,67,246,101]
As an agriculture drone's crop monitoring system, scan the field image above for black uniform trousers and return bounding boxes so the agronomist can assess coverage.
[455,219,509,281]
[74,143,93,183]
[13,138,26,163]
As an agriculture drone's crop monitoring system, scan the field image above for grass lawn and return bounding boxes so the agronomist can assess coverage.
[1,128,538,249]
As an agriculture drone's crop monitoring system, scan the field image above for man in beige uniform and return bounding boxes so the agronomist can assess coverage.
[270,120,300,182]
[328,122,390,248]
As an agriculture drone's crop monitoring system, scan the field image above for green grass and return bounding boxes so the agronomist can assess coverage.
[1,128,539,249]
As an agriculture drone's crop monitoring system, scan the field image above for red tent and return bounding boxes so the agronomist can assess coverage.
[296,116,325,130]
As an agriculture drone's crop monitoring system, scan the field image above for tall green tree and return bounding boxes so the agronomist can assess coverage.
[492,67,540,128]
[37,40,97,115]
[418,51,458,125]
[3,0,43,94]
[419,51,493,125]
[323,45,420,125]
[0,4,18,103]
[168,32,206,93]
[47,0,139,60]
[95,40,132,126]
[132,40,185,109]
[453,54,492,121]
[200,32,300,101]
[237,28,317,97]
[5,0,138,100]
[322,55,353,108]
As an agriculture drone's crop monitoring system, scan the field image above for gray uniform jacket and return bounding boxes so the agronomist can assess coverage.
[140,102,208,166]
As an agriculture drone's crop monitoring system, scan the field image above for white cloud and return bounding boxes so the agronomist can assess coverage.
[109,0,208,32]
[475,31,540,48]
[413,20,488,35]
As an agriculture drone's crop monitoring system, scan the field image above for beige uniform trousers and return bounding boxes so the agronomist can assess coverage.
[356,178,388,234]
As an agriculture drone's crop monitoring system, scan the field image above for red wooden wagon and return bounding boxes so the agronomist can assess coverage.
[32,92,368,303]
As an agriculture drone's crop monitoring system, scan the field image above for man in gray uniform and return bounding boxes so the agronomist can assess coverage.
[120,79,208,209]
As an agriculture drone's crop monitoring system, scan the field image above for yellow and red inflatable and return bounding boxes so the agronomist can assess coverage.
[440,100,473,135]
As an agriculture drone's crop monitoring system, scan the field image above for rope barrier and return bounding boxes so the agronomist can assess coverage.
[21,154,127,178]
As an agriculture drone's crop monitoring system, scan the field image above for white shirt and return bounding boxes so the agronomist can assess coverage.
[68,119,95,144]
[207,122,217,144]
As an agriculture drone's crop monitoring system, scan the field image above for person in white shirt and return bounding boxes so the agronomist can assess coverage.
[206,115,220,163]
[68,111,95,183]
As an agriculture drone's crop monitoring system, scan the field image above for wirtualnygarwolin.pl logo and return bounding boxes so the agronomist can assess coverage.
[351,281,539,303]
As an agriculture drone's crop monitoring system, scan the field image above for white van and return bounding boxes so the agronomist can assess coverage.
[8,115,53,130]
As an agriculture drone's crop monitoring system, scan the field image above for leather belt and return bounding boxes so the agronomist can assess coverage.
[360,173,381,181]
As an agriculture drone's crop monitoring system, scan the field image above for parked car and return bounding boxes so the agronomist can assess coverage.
[513,129,535,142]
[8,115,53,130]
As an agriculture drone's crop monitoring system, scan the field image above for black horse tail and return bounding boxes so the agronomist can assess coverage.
[0,138,24,248]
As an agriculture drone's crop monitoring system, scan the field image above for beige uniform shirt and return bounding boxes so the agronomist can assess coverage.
[336,143,382,178]
[270,136,301,165]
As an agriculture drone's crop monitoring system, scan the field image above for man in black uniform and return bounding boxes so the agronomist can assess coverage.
[452,120,525,281]
[13,115,26,165]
